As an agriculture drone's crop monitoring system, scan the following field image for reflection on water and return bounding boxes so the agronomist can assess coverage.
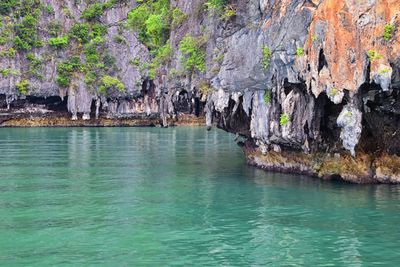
[0,127,399,266]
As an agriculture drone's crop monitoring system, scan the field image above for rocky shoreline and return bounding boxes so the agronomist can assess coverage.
[0,112,205,127]
[241,141,400,184]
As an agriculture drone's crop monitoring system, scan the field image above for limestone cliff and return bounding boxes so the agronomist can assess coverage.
[0,0,399,183]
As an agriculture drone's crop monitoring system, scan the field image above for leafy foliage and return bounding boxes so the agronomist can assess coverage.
[383,24,395,41]
[98,75,125,94]
[26,52,43,79]
[127,0,170,51]
[280,113,290,126]
[0,0,18,15]
[82,3,105,20]
[296,47,304,56]
[69,23,90,44]
[148,43,172,78]
[204,0,226,13]
[179,34,206,73]
[368,49,382,61]
[14,14,43,50]
[172,7,188,28]
[56,56,84,87]
[221,4,236,21]
[48,36,69,48]
[16,79,29,94]
[262,46,272,70]
[264,91,271,104]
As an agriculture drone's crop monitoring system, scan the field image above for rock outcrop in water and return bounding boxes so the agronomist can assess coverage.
[0,0,399,183]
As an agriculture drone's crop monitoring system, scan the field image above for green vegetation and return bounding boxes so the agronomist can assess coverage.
[44,4,54,14]
[311,34,317,42]
[0,0,18,15]
[82,3,105,20]
[262,46,272,70]
[328,87,338,97]
[26,53,43,79]
[48,36,69,48]
[0,68,20,77]
[148,43,172,78]
[199,80,211,95]
[130,57,141,66]
[126,0,174,79]
[16,79,29,94]
[0,48,16,58]
[98,75,125,94]
[82,1,115,21]
[368,49,382,61]
[296,47,304,56]
[127,0,170,50]
[172,7,188,28]
[280,113,290,126]
[204,0,226,14]
[48,21,62,37]
[264,91,271,104]
[383,24,395,41]
[114,35,126,44]
[179,34,206,73]
[14,14,43,50]
[379,67,391,75]
[204,0,236,21]
[69,23,90,44]
[56,56,84,87]
[221,4,236,21]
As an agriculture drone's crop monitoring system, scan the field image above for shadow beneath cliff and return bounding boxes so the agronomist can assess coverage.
[359,82,400,155]
[0,94,68,113]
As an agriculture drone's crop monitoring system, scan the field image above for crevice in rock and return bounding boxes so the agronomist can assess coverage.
[359,82,400,155]
[316,92,344,152]
[318,48,328,73]
[283,79,307,95]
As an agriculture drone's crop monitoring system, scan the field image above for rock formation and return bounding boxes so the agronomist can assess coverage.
[0,0,399,183]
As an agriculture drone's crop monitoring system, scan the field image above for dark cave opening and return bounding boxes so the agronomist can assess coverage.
[283,79,307,95]
[194,97,200,117]
[26,96,68,112]
[318,49,328,73]
[2,95,68,112]
[359,82,400,155]
[214,96,251,137]
[316,92,344,151]
[174,90,191,114]
[0,94,6,108]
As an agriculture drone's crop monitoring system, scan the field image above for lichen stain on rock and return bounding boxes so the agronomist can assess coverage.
[307,0,400,94]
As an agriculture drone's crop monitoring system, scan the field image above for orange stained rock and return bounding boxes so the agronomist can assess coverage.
[307,0,399,94]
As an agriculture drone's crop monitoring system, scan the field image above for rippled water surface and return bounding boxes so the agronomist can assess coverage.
[0,127,400,266]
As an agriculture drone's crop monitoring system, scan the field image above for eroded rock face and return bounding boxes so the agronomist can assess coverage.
[1,0,399,182]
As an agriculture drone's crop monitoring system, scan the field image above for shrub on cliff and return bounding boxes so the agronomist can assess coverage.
[383,24,395,41]
[262,46,272,70]
[127,0,170,51]
[0,0,18,15]
[16,79,29,95]
[56,56,84,87]
[98,75,125,94]
[204,0,226,13]
[172,7,188,28]
[48,36,69,48]
[69,23,90,44]
[14,14,43,50]
[280,114,290,126]
[179,34,206,73]
[82,3,105,21]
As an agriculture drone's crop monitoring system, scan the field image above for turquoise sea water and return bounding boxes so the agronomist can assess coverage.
[0,127,399,266]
